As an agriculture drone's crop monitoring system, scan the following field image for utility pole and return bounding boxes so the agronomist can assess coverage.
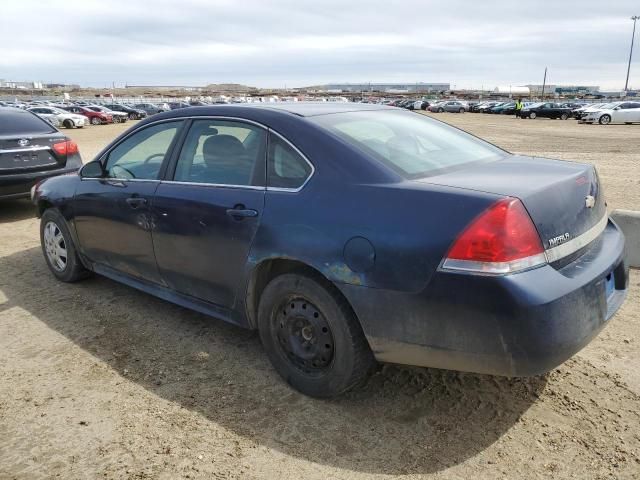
[541,67,547,101]
[624,16,639,92]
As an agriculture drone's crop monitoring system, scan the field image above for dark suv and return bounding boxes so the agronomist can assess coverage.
[0,108,82,200]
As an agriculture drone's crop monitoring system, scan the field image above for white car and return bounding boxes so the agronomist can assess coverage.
[27,106,87,128]
[581,101,640,125]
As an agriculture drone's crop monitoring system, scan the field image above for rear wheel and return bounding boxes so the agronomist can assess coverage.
[63,119,73,128]
[599,114,611,125]
[40,209,90,283]
[529,112,537,119]
[257,273,375,397]
[560,113,569,120]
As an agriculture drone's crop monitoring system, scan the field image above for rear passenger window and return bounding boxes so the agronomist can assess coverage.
[267,134,312,190]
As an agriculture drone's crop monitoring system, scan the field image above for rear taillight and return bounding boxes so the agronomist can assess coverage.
[441,198,547,275]
[52,140,79,156]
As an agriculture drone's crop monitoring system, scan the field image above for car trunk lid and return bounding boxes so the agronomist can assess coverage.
[417,155,606,258]
[0,134,68,174]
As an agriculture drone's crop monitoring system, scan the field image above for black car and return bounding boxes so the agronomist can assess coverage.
[107,104,148,120]
[520,102,573,120]
[0,108,82,200]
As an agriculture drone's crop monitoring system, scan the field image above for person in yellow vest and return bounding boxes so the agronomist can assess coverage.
[515,98,524,118]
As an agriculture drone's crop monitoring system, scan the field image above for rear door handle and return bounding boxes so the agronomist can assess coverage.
[226,206,258,219]
[126,197,147,209]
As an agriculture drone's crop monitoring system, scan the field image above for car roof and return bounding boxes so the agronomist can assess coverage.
[220,102,393,117]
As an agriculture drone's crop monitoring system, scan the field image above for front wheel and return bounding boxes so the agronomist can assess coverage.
[90,117,100,125]
[438,108,444,113]
[40,209,90,282]
[257,273,375,397]
[599,114,611,125]
[560,113,569,120]
[529,112,537,119]
[459,108,465,113]
[128,112,136,120]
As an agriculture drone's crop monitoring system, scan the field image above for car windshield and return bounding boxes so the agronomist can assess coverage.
[311,110,505,179]
[600,103,619,109]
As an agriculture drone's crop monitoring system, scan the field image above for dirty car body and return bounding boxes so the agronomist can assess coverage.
[33,104,629,392]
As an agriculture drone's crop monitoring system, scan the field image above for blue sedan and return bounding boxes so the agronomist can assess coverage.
[32,103,629,397]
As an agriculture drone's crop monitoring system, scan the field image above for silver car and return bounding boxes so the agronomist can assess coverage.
[433,100,469,113]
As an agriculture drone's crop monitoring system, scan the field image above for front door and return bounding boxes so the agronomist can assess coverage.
[74,120,184,283]
[152,118,267,308]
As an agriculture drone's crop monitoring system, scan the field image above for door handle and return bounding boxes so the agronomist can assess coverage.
[226,205,258,219]
[126,196,148,209]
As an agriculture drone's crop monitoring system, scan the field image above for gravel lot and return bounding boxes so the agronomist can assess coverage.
[0,114,638,479]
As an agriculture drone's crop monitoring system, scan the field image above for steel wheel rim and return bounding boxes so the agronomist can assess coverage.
[44,221,67,272]
[274,297,335,374]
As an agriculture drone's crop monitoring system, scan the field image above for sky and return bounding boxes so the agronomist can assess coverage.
[1,0,639,90]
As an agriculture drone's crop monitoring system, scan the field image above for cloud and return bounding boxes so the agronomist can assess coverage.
[1,0,638,89]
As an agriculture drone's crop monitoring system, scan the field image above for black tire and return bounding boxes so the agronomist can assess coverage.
[529,111,537,119]
[438,108,444,113]
[90,117,100,125]
[459,108,465,113]
[257,273,375,397]
[40,209,90,283]
[599,114,611,125]
[128,112,136,120]
[63,119,74,129]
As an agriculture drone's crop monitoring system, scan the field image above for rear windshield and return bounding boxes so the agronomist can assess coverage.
[310,110,504,178]
[0,109,56,135]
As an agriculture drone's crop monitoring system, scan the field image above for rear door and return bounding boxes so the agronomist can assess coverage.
[617,102,640,123]
[152,118,267,308]
[73,120,184,283]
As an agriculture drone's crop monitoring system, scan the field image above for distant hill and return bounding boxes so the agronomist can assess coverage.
[204,83,257,92]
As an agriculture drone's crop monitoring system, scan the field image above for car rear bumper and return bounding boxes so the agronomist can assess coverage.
[0,165,80,200]
[339,220,628,376]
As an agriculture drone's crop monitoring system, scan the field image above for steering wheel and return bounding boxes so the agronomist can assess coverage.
[111,164,135,179]
[144,153,165,164]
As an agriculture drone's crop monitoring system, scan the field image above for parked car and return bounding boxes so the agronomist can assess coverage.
[107,103,148,120]
[86,106,128,123]
[407,100,429,111]
[132,103,169,115]
[0,108,82,200]
[581,101,640,125]
[27,106,88,129]
[476,102,502,113]
[520,102,573,120]
[169,102,191,110]
[489,102,515,114]
[432,101,468,113]
[60,105,113,125]
[32,103,628,397]
[427,101,446,112]
[573,103,606,120]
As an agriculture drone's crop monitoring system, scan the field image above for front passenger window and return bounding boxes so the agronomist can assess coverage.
[173,119,266,186]
[105,121,181,180]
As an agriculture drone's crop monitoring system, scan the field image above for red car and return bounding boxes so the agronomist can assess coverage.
[60,106,113,125]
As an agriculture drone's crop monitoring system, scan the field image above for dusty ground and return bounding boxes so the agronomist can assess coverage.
[0,114,639,480]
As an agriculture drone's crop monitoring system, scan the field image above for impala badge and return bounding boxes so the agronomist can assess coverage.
[548,233,570,248]
[585,195,596,208]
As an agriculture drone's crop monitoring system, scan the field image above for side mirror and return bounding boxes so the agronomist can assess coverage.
[80,160,105,178]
